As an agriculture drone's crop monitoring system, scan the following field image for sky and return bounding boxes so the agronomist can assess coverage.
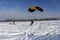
[0,0,60,20]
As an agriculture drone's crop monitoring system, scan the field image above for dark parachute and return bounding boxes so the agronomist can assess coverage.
[35,6,43,12]
[28,6,44,12]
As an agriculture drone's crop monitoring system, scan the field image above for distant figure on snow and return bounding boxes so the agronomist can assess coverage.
[30,20,34,26]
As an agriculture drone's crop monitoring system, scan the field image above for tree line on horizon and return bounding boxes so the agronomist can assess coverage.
[0,18,60,22]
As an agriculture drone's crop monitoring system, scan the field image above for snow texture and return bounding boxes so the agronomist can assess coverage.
[0,20,60,40]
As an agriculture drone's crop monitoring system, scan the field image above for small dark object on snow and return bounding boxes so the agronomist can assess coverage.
[30,20,34,26]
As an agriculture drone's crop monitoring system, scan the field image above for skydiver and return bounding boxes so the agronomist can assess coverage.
[30,20,34,26]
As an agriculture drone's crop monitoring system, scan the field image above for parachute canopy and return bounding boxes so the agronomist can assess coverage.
[28,6,36,12]
[28,6,44,12]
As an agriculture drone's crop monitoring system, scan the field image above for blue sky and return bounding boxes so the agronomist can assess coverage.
[0,0,60,20]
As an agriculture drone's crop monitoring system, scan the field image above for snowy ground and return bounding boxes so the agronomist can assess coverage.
[0,20,60,40]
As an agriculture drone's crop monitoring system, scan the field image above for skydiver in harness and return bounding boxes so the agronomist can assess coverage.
[30,20,34,26]
[28,6,44,26]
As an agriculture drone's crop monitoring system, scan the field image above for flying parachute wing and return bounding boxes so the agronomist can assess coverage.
[28,6,36,12]
[28,6,44,12]
[28,8,36,12]
[36,6,43,12]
